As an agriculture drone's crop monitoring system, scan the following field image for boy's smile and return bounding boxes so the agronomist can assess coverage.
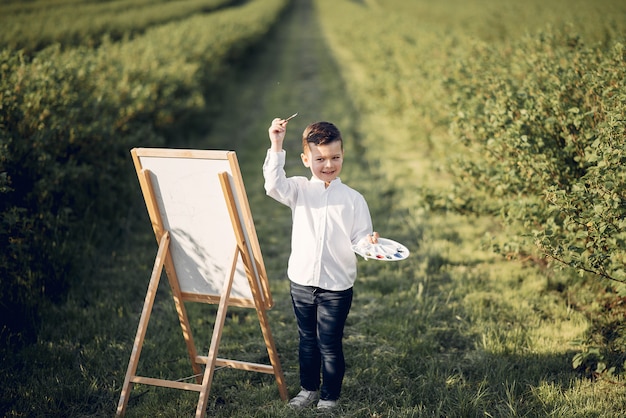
[301,141,344,187]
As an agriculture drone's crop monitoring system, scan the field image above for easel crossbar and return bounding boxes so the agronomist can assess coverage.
[130,376,203,392]
[194,356,275,374]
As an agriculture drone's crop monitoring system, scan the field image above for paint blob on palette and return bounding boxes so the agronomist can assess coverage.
[352,237,410,261]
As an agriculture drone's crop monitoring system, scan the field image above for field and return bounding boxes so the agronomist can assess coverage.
[1,0,625,416]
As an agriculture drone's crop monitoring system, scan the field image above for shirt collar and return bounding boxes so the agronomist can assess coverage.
[310,177,342,187]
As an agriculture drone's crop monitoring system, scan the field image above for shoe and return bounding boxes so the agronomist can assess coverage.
[317,399,337,410]
[288,388,318,409]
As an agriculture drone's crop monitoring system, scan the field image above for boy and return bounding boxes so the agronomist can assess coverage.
[263,117,379,410]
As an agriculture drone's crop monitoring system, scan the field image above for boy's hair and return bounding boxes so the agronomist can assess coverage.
[302,121,343,152]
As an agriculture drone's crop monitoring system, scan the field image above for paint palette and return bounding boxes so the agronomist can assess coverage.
[352,237,410,261]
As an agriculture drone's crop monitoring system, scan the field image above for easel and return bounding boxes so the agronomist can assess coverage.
[116,149,287,417]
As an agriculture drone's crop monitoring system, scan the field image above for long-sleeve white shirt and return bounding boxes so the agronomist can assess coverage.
[263,149,373,290]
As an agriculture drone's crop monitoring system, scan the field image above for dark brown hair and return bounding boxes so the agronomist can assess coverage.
[301,121,343,152]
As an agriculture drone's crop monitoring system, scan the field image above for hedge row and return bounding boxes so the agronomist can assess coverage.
[0,0,234,54]
[0,0,289,343]
[446,33,626,284]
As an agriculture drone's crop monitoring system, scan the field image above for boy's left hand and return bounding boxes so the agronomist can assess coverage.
[367,232,380,244]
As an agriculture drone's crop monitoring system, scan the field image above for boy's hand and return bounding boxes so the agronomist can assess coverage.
[268,118,288,152]
[367,232,380,244]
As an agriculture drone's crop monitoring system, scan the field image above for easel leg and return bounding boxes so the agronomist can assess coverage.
[116,232,170,417]
[218,171,288,401]
[163,252,203,382]
[194,246,239,417]
[256,306,288,401]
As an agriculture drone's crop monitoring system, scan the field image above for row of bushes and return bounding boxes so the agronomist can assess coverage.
[0,0,289,344]
[0,0,234,54]
[446,33,625,285]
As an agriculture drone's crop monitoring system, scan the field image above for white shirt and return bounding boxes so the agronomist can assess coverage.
[263,149,373,290]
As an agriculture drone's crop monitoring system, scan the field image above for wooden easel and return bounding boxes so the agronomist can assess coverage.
[116,149,287,417]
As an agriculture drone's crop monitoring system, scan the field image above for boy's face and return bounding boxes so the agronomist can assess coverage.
[301,141,344,186]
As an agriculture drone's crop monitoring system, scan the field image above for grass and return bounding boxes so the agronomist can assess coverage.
[3,0,626,417]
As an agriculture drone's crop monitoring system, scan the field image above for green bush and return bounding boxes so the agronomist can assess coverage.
[0,46,163,343]
[446,33,626,284]
[0,0,234,54]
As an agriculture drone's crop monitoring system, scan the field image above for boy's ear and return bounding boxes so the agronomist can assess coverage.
[300,152,310,168]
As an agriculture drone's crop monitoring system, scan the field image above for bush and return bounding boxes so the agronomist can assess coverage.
[0,0,234,54]
[445,32,626,284]
[0,47,163,343]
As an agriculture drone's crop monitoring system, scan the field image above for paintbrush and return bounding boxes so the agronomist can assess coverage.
[284,112,298,121]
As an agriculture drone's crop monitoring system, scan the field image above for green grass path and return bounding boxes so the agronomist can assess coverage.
[198,0,376,308]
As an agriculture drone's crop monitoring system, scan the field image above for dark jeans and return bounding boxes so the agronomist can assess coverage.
[290,282,353,401]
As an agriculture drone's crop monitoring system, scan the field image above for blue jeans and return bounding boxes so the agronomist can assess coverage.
[290,282,353,401]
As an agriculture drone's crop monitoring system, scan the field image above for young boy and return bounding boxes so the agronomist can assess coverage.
[263,117,379,410]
